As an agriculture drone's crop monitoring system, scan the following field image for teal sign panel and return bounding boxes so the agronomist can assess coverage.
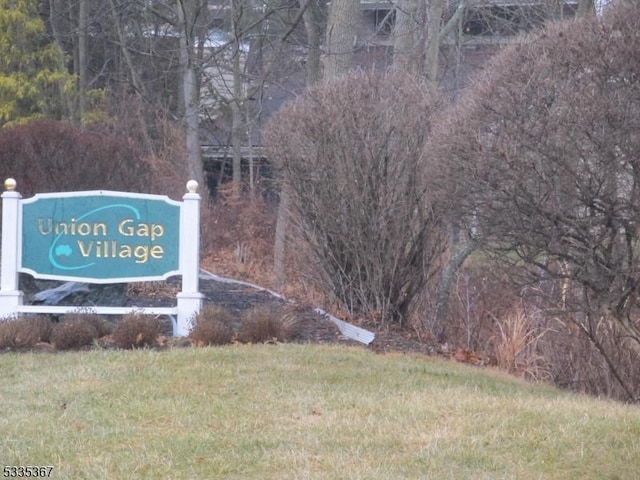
[21,193,180,281]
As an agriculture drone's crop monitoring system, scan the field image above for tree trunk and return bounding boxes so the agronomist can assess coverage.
[393,0,461,87]
[77,0,88,121]
[273,185,290,287]
[177,0,204,188]
[425,0,445,90]
[324,0,359,79]
[432,240,476,341]
[48,0,76,122]
[110,0,147,98]
[229,0,246,198]
[393,0,425,74]
[303,0,322,86]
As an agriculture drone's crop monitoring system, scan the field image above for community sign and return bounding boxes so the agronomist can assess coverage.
[20,191,181,283]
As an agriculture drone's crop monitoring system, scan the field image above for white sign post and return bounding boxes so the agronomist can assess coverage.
[0,178,23,314]
[175,180,204,336]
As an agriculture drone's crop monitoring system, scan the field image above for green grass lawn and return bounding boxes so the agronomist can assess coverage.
[1,344,638,479]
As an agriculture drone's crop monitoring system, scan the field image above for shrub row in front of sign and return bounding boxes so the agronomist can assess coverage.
[0,306,304,351]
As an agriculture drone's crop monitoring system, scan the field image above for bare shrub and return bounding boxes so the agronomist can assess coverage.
[430,260,553,381]
[441,258,640,392]
[51,321,98,351]
[540,317,640,400]
[237,307,285,344]
[112,314,160,349]
[428,258,520,352]
[200,183,276,282]
[0,316,53,349]
[0,115,186,198]
[190,320,234,347]
[61,311,113,338]
[436,2,640,401]
[190,306,235,346]
[25,315,55,344]
[265,70,449,326]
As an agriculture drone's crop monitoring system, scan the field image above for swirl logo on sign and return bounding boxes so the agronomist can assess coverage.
[48,204,140,271]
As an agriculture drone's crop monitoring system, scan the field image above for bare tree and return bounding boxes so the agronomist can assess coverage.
[437,1,640,400]
[266,70,449,325]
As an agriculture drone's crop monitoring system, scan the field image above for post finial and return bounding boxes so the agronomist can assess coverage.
[4,178,16,191]
[186,180,198,194]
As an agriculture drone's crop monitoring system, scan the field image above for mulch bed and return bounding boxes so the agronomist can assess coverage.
[15,275,478,363]
[126,276,445,356]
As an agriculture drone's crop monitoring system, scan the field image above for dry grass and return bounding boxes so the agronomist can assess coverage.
[493,307,551,381]
[1,345,639,479]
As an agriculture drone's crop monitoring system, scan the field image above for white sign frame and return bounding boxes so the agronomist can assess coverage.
[0,179,203,336]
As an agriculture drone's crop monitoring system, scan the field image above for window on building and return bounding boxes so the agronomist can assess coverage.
[463,5,547,37]
[374,9,395,36]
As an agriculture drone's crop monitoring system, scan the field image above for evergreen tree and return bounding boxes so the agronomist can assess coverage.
[0,0,73,127]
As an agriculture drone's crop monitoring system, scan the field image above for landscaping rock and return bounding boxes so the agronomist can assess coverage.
[21,274,128,307]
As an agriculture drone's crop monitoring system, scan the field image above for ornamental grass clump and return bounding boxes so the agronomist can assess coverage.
[112,314,160,349]
[277,304,307,341]
[237,306,285,344]
[0,315,53,349]
[51,321,98,351]
[61,311,113,338]
[51,311,113,351]
[190,306,235,347]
